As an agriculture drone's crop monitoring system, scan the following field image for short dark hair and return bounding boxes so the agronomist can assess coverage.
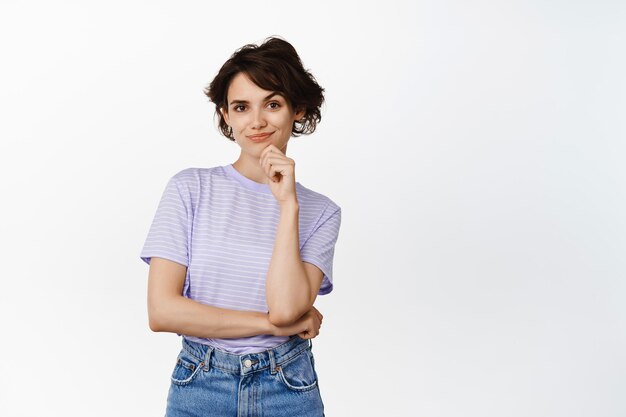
[204,36,325,141]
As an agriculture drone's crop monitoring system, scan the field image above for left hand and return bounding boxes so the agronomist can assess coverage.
[259,144,297,205]
[269,306,323,339]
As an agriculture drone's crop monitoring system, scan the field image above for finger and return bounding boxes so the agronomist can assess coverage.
[261,162,272,182]
[268,162,291,175]
[267,144,284,155]
[259,144,284,164]
[262,150,292,166]
[268,164,282,182]
[263,157,291,175]
[265,158,290,175]
[260,145,277,160]
[260,157,292,182]
[258,147,276,167]
[266,155,289,166]
[269,163,293,182]
[259,156,281,180]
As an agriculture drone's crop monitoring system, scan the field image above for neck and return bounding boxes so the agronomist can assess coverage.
[232,153,271,184]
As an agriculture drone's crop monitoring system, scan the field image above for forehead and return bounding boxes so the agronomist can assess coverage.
[227,72,282,103]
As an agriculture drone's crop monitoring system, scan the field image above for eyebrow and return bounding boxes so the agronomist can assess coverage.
[229,92,282,105]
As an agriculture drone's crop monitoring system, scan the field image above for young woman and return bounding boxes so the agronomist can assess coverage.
[140,36,342,417]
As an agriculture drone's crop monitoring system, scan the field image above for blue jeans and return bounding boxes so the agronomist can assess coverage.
[165,335,325,417]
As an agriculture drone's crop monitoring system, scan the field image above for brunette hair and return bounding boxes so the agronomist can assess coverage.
[204,36,325,141]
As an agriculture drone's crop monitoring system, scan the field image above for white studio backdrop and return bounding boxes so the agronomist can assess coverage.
[0,1,624,416]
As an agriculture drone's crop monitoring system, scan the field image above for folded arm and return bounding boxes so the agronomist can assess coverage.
[147,257,318,338]
[265,201,324,327]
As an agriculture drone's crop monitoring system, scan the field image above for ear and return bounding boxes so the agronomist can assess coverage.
[294,106,306,122]
[220,107,230,126]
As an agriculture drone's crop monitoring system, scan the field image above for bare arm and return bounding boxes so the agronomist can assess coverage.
[147,257,273,338]
[265,201,324,327]
[147,257,322,338]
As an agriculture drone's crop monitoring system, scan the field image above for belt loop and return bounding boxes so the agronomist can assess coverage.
[202,345,213,372]
[268,348,277,374]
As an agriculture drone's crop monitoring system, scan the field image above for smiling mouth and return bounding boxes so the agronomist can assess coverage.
[247,132,273,142]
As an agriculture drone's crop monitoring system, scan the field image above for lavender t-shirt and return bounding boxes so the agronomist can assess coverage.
[140,164,341,354]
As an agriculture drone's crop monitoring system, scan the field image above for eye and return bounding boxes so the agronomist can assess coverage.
[233,104,246,112]
[267,101,281,110]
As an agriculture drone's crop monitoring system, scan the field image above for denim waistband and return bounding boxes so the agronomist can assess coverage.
[181,335,312,376]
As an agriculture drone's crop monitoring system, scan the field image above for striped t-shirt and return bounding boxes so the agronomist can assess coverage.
[140,164,341,354]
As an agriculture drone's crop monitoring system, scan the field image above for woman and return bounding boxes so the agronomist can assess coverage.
[140,36,342,417]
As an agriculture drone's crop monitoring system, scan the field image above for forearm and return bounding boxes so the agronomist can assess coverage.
[150,295,274,339]
[265,201,312,326]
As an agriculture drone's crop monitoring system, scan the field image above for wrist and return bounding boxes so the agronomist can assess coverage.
[279,199,299,211]
[261,312,281,336]
[270,323,282,337]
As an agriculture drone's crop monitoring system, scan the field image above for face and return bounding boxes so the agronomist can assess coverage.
[221,72,304,155]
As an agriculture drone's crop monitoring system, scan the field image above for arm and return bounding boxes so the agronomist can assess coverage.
[148,257,323,338]
[148,257,273,338]
[265,200,324,327]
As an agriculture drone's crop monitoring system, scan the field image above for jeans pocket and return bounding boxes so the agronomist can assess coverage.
[276,348,318,392]
[170,349,203,386]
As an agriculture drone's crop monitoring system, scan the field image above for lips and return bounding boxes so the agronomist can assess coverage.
[247,132,273,142]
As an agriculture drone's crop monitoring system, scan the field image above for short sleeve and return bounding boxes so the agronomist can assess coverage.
[139,175,190,267]
[300,205,342,295]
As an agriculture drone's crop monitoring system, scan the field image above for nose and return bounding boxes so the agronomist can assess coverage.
[250,107,267,129]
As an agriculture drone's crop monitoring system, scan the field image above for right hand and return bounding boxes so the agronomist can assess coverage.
[271,306,324,339]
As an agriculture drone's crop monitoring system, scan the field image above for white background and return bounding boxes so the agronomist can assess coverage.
[1,1,624,416]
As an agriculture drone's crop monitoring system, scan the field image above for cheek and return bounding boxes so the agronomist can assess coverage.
[270,114,293,129]
[229,115,247,130]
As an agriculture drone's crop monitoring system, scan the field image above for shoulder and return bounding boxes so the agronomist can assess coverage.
[169,166,225,186]
[165,166,227,207]
[296,182,341,215]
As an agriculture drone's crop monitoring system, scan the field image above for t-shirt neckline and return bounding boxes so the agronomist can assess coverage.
[223,164,273,194]
[222,163,300,194]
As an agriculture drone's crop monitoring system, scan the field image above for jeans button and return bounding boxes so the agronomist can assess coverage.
[243,359,252,368]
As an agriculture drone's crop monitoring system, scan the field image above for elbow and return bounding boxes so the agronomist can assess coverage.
[148,309,164,332]
[267,296,314,327]
[268,308,301,327]
[148,317,161,332]
[148,300,169,332]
